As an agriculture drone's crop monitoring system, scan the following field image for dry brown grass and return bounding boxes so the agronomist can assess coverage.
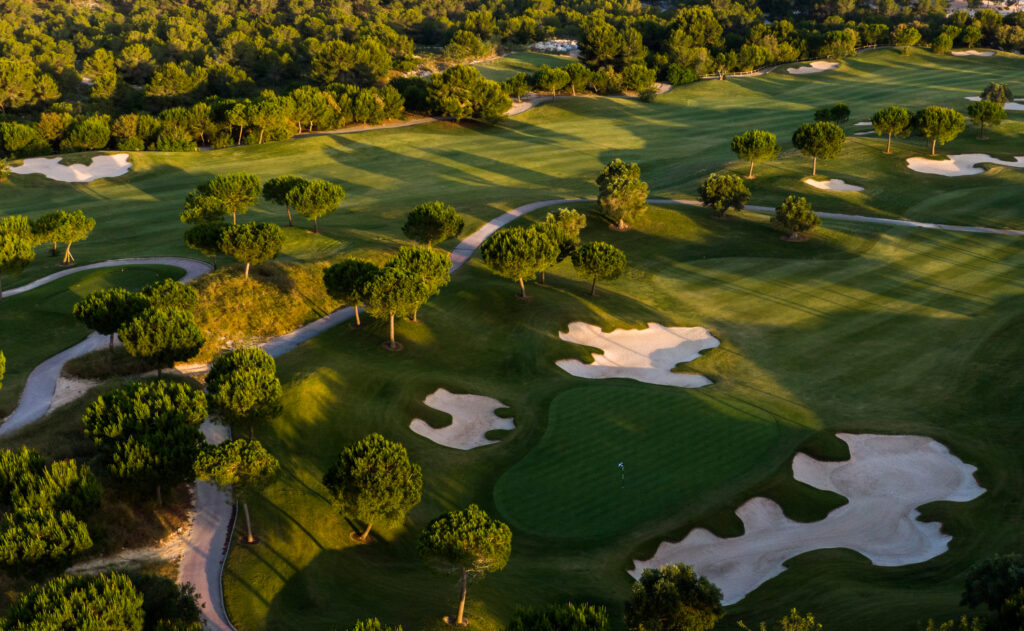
[191,261,341,361]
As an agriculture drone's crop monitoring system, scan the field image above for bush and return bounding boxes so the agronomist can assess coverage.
[665,64,698,85]
[59,115,112,152]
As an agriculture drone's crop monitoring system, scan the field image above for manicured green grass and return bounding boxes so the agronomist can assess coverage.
[494,385,802,539]
[221,197,1024,631]
[2,49,1021,288]
[475,52,574,82]
[0,265,183,415]
[2,48,1023,631]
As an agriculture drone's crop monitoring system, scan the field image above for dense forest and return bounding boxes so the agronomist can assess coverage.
[0,0,1021,156]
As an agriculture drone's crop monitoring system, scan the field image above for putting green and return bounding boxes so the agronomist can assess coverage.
[494,385,797,539]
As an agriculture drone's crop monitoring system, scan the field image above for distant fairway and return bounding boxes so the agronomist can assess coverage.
[475,51,574,81]
[495,385,796,539]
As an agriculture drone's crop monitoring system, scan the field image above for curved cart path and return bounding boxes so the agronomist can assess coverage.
[0,258,212,437]
[2,199,1020,630]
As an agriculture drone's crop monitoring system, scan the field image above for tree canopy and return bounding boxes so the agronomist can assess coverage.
[262,175,305,226]
[141,278,199,312]
[218,222,284,278]
[871,105,912,153]
[418,504,512,626]
[73,288,150,350]
[402,201,465,247]
[82,380,206,501]
[914,106,965,155]
[193,173,261,224]
[285,178,346,233]
[966,100,1006,139]
[0,216,34,298]
[699,173,750,216]
[731,130,780,178]
[535,208,587,262]
[195,438,278,544]
[361,266,424,349]
[792,121,845,175]
[506,603,609,631]
[981,83,1013,104]
[625,564,724,631]
[322,433,423,542]
[2,573,144,630]
[386,245,451,321]
[572,242,627,296]
[205,348,283,431]
[962,554,1024,611]
[118,308,205,374]
[596,158,649,230]
[183,223,225,267]
[480,226,559,299]
[772,195,821,240]
[813,103,850,124]
[323,259,380,326]
[50,210,96,266]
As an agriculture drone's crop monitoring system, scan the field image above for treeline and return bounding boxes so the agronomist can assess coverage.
[2,0,1024,157]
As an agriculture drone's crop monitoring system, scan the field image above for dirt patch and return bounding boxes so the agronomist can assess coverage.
[628,433,984,605]
[47,376,100,414]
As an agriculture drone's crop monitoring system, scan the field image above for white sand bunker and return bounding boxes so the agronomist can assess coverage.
[964,96,1024,111]
[951,50,994,56]
[787,61,838,75]
[854,131,873,136]
[556,322,719,388]
[10,153,132,182]
[803,177,864,192]
[854,121,873,126]
[629,433,984,605]
[906,153,1024,176]
[409,388,514,450]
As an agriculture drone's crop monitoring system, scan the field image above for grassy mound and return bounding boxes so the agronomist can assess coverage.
[494,385,795,539]
[191,261,341,361]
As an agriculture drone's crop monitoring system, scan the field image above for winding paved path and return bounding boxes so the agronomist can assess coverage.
[2,199,1020,630]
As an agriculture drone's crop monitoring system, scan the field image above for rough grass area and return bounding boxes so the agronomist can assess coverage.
[191,261,341,361]
[494,385,799,539]
[64,347,156,380]
[0,265,182,416]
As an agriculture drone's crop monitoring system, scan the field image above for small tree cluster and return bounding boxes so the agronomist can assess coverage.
[0,447,101,573]
[119,307,205,374]
[326,245,450,349]
[814,103,851,124]
[914,106,966,155]
[699,172,750,217]
[625,564,724,631]
[426,66,511,123]
[402,201,465,248]
[82,380,207,504]
[772,195,821,240]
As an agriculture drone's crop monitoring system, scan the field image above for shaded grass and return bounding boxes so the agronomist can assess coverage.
[0,265,183,415]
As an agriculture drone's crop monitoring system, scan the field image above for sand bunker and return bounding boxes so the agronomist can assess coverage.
[629,433,984,605]
[906,153,1024,176]
[854,131,873,136]
[963,96,1024,111]
[10,153,132,182]
[803,177,864,192]
[556,322,719,388]
[951,50,994,56]
[48,376,100,414]
[854,121,873,126]
[787,61,838,75]
[410,388,514,450]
